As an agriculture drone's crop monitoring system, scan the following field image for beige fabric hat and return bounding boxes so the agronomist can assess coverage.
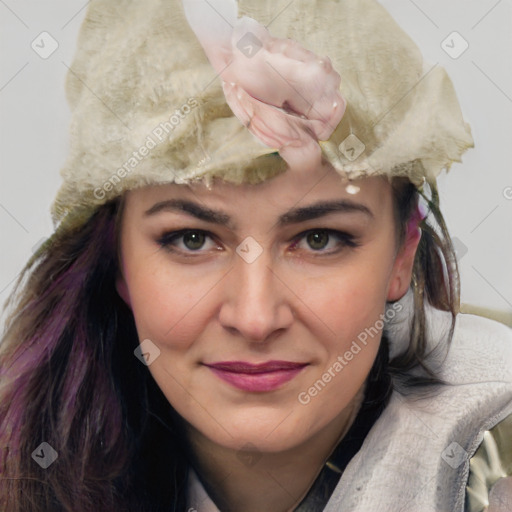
[50,0,474,233]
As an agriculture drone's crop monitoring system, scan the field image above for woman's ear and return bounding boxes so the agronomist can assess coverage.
[387,224,421,302]
[115,270,132,309]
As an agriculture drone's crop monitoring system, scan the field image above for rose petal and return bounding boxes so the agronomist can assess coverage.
[183,2,347,170]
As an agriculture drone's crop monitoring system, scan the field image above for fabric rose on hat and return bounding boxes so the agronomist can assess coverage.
[182,0,346,172]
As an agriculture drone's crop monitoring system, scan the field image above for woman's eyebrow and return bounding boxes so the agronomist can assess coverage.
[144,198,373,228]
[277,200,374,226]
[144,199,234,227]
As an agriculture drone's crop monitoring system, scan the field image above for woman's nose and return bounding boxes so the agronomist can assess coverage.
[218,246,294,343]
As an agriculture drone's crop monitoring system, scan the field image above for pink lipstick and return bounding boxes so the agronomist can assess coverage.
[204,361,308,392]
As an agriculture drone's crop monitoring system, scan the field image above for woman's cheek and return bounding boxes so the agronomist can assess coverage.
[296,262,386,329]
[127,264,214,348]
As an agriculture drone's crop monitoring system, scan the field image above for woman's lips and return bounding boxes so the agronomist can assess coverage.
[204,361,308,392]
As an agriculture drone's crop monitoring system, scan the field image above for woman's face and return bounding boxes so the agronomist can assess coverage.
[116,163,418,453]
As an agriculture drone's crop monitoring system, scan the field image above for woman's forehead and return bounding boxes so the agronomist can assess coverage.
[125,171,393,214]
[119,172,396,238]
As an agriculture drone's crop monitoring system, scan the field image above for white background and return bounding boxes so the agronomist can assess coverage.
[1,0,511,326]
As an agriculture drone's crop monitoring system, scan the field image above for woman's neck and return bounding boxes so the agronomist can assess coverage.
[185,386,365,512]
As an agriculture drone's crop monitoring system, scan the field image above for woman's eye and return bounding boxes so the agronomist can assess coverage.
[291,229,358,254]
[306,231,330,250]
[157,228,357,257]
[157,230,219,253]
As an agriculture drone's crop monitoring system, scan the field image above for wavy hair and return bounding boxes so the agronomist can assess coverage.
[0,177,459,511]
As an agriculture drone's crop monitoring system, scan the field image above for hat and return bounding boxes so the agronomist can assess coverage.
[50,0,474,234]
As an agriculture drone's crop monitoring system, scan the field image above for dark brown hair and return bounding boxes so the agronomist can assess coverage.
[389,177,459,387]
[0,177,459,511]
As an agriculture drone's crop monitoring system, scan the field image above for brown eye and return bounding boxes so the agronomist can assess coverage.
[182,231,206,250]
[289,229,359,255]
[157,229,219,254]
[306,230,330,250]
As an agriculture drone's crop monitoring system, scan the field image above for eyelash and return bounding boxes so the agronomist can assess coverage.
[156,228,359,257]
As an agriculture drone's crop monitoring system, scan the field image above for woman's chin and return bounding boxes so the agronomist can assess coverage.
[185,407,316,455]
